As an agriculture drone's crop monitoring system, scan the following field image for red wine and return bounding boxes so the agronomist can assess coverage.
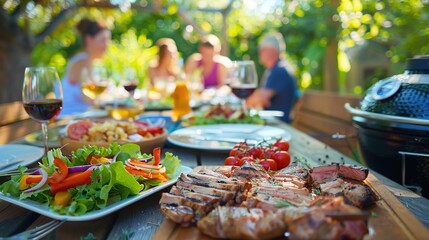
[124,83,137,92]
[23,99,62,121]
[231,86,256,99]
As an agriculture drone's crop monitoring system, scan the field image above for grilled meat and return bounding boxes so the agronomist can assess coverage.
[160,204,195,227]
[159,192,211,218]
[176,178,236,204]
[197,206,263,239]
[338,164,369,181]
[232,161,270,180]
[311,163,369,184]
[319,179,377,208]
[169,186,221,205]
[311,164,339,184]
[342,182,377,208]
[180,173,240,192]
[159,161,376,239]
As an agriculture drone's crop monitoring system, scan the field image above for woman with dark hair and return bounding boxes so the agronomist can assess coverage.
[61,18,111,115]
[185,34,231,88]
[148,38,179,86]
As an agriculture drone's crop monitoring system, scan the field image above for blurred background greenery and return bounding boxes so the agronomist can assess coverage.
[1,0,429,103]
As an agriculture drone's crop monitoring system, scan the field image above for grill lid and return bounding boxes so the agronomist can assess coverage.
[360,55,429,119]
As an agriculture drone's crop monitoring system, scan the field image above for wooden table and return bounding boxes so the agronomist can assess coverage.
[0,118,428,239]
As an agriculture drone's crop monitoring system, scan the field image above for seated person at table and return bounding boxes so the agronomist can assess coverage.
[60,18,111,116]
[148,38,180,86]
[246,32,298,123]
[185,34,232,88]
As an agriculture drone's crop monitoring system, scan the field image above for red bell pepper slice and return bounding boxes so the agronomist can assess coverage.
[49,169,93,195]
[48,158,69,184]
[25,175,43,184]
[153,147,161,165]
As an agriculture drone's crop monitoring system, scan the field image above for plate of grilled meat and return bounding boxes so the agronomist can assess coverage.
[155,147,429,239]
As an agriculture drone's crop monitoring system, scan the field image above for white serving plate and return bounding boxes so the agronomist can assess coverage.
[0,166,192,221]
[168,124,292,151]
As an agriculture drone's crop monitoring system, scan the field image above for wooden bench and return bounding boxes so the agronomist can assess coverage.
[292,90,362,159]
[0,101,40,144]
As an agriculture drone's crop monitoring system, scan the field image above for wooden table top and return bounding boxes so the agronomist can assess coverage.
[0,118,428,240]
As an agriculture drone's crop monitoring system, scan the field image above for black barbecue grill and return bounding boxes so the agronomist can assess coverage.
[346,55,429,198]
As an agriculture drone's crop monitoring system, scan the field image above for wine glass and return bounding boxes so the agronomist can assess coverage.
[122,68,138,98]
[22,67,63,153]
[81,67,108,107]
[229,61,258,112]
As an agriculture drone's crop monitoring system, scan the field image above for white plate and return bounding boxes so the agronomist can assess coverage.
[0,166,192,221]
[168,124,292,151]
[0,144,44,172]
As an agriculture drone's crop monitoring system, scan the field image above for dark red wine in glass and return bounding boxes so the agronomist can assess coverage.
[23,99,62,121]
[22,67,63,154]
[124,83,138,92]
[231,86,256,99]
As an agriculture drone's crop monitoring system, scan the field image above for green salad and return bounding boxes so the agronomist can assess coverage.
[0,143,182,216]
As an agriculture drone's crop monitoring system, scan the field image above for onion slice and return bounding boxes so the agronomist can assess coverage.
[24,168,48,193]
[112,152,120,163]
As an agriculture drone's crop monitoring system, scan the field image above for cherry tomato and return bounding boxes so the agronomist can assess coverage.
[241,156,255,163]
[271,151,291,170]
[229,148,247,158]
[224,156,242,166]
[259,159,277,171]
[259,147,275,159]
[248,147,263,159]
[273,140,290,151]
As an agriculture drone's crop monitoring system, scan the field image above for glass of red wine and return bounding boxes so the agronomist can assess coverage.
[22,67,63,153]
[230,61,258,112]
[122,68,138,98]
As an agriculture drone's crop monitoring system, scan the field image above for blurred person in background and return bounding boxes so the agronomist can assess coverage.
[246,31,298,123]
[60,18,111,115]
[185,34,232,88]
[148,38,180,86]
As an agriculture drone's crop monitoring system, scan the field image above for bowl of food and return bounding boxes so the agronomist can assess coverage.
[60,119,167,155]
[182,104,264,127]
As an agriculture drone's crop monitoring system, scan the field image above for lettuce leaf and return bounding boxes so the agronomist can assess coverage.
[110,161,142,195]
[162,152,182,179]
[71,143,121,166]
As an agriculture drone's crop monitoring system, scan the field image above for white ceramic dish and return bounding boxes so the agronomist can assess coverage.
[0,166,192,221]
[0,144,44,172]
[168,124,292,151]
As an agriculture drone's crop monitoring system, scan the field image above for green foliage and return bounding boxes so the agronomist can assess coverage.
[19,0,429,95]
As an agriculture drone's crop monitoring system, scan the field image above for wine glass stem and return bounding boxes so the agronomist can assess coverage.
[41,122,49,154]
[241,99,247,113]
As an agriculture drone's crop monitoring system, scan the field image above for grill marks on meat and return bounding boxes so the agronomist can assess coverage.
[160,162,376,239]
[319,178,377,208]
[159,170,244,226]
[232,161,270,180]
[199,197,369,240]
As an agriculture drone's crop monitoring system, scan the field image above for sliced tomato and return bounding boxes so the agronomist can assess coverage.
[153,147,161,165]
[67,120,93,140]
[50,169,93,195]
[48,158,69,184]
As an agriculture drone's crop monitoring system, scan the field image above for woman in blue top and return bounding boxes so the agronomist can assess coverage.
[60,18,111,116]
[246,32,298,123]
